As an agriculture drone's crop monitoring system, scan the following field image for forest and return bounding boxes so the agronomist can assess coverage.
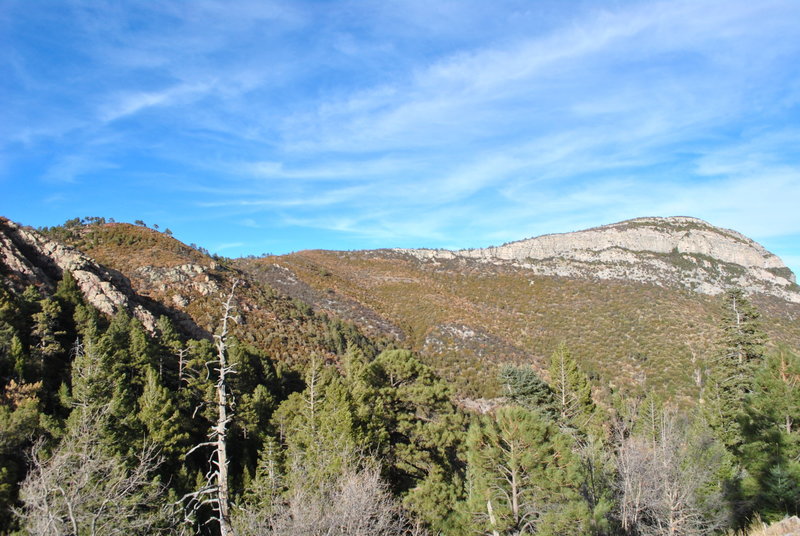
[1,267,799,535]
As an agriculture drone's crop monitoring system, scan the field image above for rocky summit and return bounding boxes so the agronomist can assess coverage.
[398,216,799,303]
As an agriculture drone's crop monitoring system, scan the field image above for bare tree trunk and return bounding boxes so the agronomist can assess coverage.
[177,347,188,390]
[486,499,500,536]
[214,282,238,536]
[182,283,239,535]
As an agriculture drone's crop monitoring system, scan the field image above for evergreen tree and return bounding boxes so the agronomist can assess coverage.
[17,407,177,535]
[741,347,800,521]
[70,336,113,410]
[548,342,595,433]
[705,289,767,452]
[499,364,556,417]
[0,318,17,380]
[721,288,766,372]
[138,367,189,459]
[54,269,83,309]
[0,379,42,532]
[234,436,285,526]
[353,349,467,532]
[575,434,616,536]
[462,406,588,536]
[272,361,360,491]
[30,298,66,383]
[237,383,277,442]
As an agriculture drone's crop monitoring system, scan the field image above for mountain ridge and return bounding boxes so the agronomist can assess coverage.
[396,216,799,303]
[3,215,799,399]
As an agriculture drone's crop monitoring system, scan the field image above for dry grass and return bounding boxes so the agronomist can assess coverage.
[732,515,800,536]
[57,224,377,369]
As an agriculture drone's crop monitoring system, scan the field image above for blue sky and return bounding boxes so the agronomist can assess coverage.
[2,1,800,278]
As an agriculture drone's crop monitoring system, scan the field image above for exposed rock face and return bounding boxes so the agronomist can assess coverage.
[134,263,221,297]
[423,323,526,362]
[0,218,158,331]
[399,217,800,303]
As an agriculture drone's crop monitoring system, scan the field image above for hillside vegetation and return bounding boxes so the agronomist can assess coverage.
[0,216,797,536]
[242,249,800,401]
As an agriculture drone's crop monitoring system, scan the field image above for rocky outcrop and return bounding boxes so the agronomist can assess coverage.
[0,218,158,331]
[399,217,800,303]
[134,263,221,297]
[423,323,527,362]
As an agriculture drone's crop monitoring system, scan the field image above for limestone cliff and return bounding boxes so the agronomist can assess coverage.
[399,217,799,303]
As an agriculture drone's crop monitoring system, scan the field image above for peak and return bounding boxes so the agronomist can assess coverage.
[399,216,799,303]
[579,216,738,237]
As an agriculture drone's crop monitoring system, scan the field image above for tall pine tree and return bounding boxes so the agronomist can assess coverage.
[705,288,766,452]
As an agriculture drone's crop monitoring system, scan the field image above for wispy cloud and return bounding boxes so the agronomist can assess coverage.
[42,154,118,184]
[3,0,800,276]
[214,242,245,252]
[99,83,214,122]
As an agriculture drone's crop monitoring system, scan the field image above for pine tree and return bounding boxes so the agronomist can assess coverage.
[70,336,113,410]
[705,289,767,452]
[353,349,466,532]
[548,342,595,433]
[30,298,66,383]
[0,378,42,532]
[138,367,189,459]
[463,406,588,536]
[741,347,800,521]
[499,364,556,417]
[272,361,360,491]
[721,288,766,373]
[17,407,176,535]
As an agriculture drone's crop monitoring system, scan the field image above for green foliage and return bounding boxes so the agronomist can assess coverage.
[31,298,66,371]
[0,379,42,532]
[16,407,177,535]
[575,434,616,536]
[462,406,589,535]
[548,342,596,433]
[721,288,767,371]
[138,367,189,458]
[352,349,467,530]
[499,364,556,417]
[740,346,800,522]
[706,289,768,452]
[272,361,361,490]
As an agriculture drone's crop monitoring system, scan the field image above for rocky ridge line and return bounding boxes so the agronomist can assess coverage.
[0,218,158,330]
[397,217,800,303]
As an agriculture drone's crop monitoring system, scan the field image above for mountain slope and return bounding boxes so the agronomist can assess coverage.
[0,218,384,368]
[242,217,800,400]
[4,215,797,402]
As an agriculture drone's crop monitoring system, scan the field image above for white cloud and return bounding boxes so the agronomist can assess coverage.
[214,242,245,252]
[99,82,213,122]
[42,154,117,184]
[279,0,798,154]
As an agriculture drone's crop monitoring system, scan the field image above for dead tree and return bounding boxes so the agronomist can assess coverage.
[182,281,239,536]
[615,411,728,536]
[16,407,173,535]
